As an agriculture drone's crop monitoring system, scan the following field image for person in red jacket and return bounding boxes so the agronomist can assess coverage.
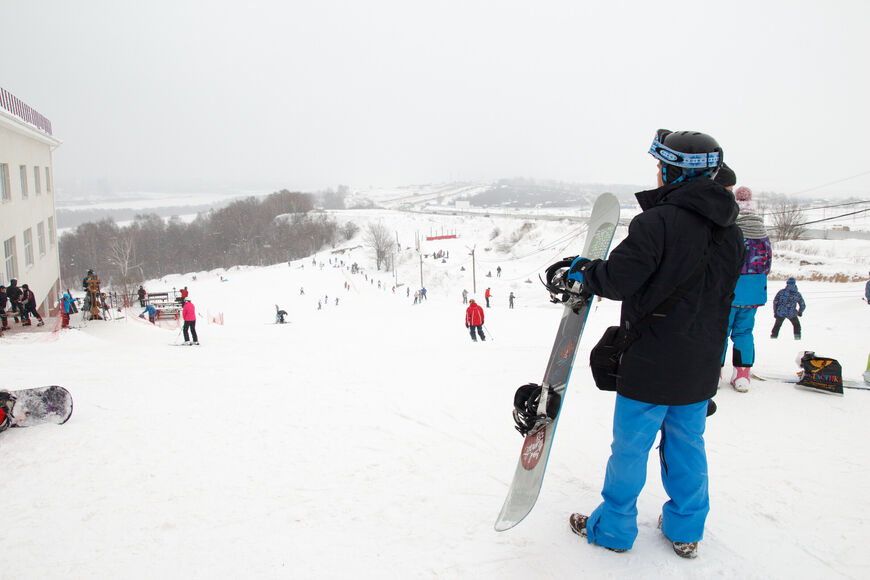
[484,287,492,308]
[465,298,486,342]
[181,299,199,345]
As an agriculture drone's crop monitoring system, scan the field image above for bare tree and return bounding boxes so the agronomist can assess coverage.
[341,221,360,241]
[769,201,807,241]
[107,234,142,296]
[364,222,392,270]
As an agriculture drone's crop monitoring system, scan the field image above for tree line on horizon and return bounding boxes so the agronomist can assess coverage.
[59,190,360,294]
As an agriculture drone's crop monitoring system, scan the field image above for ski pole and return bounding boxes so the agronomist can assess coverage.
[483,324,494,341]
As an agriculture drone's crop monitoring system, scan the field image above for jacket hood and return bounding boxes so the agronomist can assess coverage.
[787,278,796,286]
[636,177,739,227]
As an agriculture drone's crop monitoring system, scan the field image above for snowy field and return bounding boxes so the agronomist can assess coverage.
[3,208,870,579]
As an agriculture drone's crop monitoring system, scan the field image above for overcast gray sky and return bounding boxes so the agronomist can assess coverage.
[2,0,868,198]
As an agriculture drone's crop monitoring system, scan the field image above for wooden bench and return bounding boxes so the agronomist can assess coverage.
[145,292,182,318]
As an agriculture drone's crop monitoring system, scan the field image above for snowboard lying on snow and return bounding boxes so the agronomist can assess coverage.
[1,386,74,427]
[751,372,868,392]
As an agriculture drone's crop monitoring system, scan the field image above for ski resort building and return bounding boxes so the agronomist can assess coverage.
[0,87,62,315]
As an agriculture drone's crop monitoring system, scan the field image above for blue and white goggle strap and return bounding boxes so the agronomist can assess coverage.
[648,136,721,170]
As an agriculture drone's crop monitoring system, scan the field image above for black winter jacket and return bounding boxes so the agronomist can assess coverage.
[7,283,21,303]
[582,178,745,405]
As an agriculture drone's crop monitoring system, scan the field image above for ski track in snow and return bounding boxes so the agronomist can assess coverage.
[2,211,870,579]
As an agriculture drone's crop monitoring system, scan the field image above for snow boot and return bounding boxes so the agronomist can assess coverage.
[37,320,45,327]
[794,334,801,340]
[569,514,627,553]
[658,514,699,559]
[731,367,750,393]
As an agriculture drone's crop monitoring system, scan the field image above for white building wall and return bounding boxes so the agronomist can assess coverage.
[0,110,62,314]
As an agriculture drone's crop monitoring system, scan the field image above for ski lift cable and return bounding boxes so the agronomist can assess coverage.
[787,169,870,197]
[794,207,870,227]
[762,198,870,216]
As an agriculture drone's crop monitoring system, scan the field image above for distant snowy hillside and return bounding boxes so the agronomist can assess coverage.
[3,201,870,578]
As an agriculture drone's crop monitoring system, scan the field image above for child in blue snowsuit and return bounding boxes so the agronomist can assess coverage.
[771,278,805,339]
[722,187,771,391]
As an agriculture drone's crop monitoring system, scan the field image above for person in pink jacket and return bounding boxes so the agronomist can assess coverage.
[182,299,199,345]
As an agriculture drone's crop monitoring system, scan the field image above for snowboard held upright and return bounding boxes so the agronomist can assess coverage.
[1,386,74,428]
[495,193,619,532]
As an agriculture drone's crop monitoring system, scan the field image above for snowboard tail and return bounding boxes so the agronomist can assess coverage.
[495,193,620,531]
[3,386,74,428]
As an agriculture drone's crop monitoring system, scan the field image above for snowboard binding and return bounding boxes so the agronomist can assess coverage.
[513,383,562,437]
[540,258,592,311]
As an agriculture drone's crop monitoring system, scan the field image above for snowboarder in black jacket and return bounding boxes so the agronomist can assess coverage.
[560,130,744,558]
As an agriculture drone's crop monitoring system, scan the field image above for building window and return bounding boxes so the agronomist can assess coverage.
[23,228,34,267]
[19,165,27,199]
[0,164,10,202]
[34,166,41,195]
[45,167,51,193]
[37,222,46,256]
[48,216,56,245]
[4,236,17,282]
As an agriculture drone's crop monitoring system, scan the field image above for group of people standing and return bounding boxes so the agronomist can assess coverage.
[0,279,45,335]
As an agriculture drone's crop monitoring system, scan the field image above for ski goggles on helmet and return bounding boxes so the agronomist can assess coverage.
[649,129,721,169]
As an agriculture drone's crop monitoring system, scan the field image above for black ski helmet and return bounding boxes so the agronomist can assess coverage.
[649,129,723,185]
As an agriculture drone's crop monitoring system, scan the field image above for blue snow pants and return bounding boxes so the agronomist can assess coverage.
[585,395,710,551]
[721,306,758,367]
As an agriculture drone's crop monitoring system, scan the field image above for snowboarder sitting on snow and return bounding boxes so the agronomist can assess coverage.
[276,306,288,324]
[140,304,158,324]
[556,129,744,558]
[771,278,805,339]
[465,298,485,342]
[721,185,772,392]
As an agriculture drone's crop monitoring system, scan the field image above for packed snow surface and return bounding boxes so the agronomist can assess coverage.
[3,208,870,579]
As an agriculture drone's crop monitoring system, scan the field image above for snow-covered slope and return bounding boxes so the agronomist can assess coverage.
[2,207,869,579]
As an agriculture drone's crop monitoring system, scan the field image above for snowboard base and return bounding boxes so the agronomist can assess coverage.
[3,386,74,427]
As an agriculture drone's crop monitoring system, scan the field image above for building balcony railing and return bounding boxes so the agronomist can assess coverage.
[0,86,53,136]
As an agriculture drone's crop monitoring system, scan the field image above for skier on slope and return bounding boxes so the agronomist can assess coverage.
[555,130,744,557]
[465,299,486,342]
[721,185,772,392]
[182,299,199,345]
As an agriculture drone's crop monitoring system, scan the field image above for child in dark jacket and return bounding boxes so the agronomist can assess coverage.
[771,278,805,339]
